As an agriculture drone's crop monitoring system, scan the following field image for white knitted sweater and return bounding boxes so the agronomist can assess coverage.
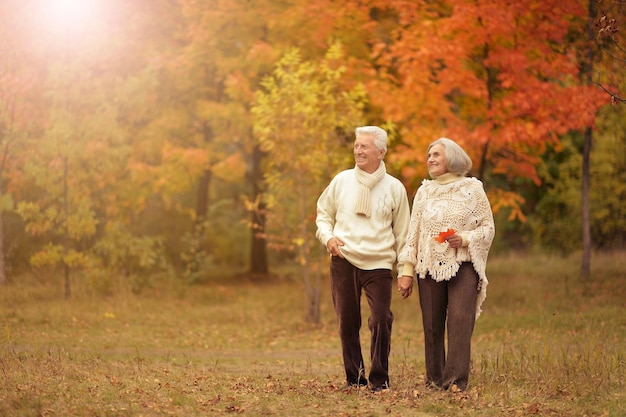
[316,168,411,272]
[399,173,495,318]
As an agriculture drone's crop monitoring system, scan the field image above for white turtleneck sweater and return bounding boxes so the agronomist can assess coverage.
[316,168,410,272]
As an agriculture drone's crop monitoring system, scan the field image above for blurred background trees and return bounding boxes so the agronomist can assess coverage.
[1,0,623,314]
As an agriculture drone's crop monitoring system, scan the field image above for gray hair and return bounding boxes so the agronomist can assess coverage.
[355,126,388,154]
[428,137,473,176]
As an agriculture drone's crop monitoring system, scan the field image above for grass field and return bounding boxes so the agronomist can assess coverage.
[1,252,624,416]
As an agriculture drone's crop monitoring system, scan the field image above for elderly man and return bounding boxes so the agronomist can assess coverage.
[316,125,410,392]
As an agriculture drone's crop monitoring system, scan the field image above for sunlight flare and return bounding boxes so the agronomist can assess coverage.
[38,0,100,36]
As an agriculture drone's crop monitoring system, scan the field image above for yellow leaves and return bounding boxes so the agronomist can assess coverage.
[30,244,90,268]
[30,244,63,267]
[489,189,527,222]
[156,143,209,193]
[213,153,245,183]
[16,202,58,235]
[252,41,366,262]
[63,249,89,267]
[17,197,98,239]
[69,211,98,240]
[324,40,344,62]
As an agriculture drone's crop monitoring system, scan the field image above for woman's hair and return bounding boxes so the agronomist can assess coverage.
[356,126,388,154]
[428,137,473,176]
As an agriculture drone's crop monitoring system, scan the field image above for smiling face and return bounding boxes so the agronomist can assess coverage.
[427,143,448,178]
[354,134,384,173]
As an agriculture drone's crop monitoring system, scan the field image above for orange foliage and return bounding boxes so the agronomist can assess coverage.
[364,0,607,215]
[489,189,527,222]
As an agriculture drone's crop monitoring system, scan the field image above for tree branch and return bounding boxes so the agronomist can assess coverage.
[593,81,626,103]
[594,7,625,103]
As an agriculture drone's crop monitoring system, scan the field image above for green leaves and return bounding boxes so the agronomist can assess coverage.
[252,42,367,321]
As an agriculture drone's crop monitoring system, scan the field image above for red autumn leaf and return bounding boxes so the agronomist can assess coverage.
[434,228,456,243]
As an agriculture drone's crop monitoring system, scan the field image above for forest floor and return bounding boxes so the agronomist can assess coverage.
[1,252,624,416]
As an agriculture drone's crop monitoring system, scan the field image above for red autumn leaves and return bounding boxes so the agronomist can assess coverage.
[434,228,456,243]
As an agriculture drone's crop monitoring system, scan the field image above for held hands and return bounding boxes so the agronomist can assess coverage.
[326,237,345,258]
[397,275,413,299]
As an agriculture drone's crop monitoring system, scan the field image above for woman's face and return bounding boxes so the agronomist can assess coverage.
[427,143,448,178]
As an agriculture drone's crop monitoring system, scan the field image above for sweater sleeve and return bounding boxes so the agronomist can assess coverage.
[315,179,337,247]
[398,183,425,276]
[391,182,411,275]
[466,180,495,254]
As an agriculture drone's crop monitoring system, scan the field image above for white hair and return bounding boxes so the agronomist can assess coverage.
[355,126,388,153]
[428,137,473,176]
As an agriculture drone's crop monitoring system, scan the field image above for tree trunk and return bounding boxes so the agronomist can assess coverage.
[197,123,214,227]
[311,258,323,324]
[478,42,495,181]
[581,127,592,278]
[63,156,71,299]
[0,139,8,286]
[302,178,321,323]
[248,144,268,276]
[186,124,215,278]
[581,0,597,278]
[303,255,321,324]
[196,168,212,227]
[64,262,71,299]
[306,284,321,324]
[0,211,5,285]
[249,200,268,276]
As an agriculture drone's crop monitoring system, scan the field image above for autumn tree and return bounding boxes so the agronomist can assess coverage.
[147,0,376,280]
[12,1,173,295]
[530,111,626,253]
[0,1,39,285]
[252,44,367,322]
[578,0,626,275]
[7,1,107,296]
[170,0,380,279]
[16,68,90,296]
[4,0,622,293]
[367,0,605,221]
[130,0,287,281]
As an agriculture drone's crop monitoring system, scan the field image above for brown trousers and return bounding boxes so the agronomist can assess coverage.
[417,262,479,391]
[330,256,394,388]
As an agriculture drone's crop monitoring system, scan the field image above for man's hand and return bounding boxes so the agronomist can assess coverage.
[326,237,345,258]
[397,275,413,299]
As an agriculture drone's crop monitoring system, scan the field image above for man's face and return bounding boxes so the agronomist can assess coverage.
[354,134,384,174]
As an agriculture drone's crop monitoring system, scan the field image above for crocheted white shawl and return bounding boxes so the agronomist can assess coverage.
[399,176,495,318]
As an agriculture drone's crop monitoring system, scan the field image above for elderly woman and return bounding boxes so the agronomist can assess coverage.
[398,137,495,391]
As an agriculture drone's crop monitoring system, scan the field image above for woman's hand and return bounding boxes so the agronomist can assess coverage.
[397,275,413,299]
[446,233,463,249]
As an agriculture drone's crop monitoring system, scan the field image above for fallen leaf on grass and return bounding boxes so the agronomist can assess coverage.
[226,405,245,413]
[527,402,540,414]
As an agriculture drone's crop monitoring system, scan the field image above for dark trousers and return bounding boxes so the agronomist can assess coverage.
[417,262,479,391]
[330,256,394,388]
